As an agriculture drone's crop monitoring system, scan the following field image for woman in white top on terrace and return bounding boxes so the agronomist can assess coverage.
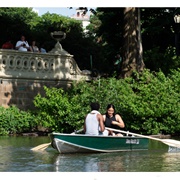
[84,102,105,135]
[15,35,30,52]
[30,40,40,53]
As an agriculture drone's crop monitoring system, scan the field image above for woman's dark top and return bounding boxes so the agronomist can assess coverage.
[104,115,120,130]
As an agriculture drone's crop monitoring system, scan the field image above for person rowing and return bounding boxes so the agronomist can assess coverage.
[84,102,105,135]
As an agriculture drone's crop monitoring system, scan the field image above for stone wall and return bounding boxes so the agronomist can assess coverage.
[0,78,72,110]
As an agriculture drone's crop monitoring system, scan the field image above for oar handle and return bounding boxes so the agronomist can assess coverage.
[105,127,180,148]
[71,128,83,134]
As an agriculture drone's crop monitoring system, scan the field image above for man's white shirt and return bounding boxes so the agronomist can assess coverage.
[16,41,30,51]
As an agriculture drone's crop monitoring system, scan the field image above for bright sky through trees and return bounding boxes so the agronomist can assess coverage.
[33,7,79,17]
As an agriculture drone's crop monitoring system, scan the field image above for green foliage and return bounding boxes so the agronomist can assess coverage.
[88,8,124,73]
[1,69,179,135]
[0,7,180,135]
[33,86,84,133]
[0,106,37,136]
[32,69,180,135]
[0,7,180,75]
[144,46,180,75]
[89,8,179,75]
[141,8,175,51]
[0,7,101,71]
[124,69,180,134]
[31,13,84,51]
[0,7,38,46]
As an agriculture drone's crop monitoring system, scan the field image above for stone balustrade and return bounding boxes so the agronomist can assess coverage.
[0,47,91,110]
[0,49,91,81]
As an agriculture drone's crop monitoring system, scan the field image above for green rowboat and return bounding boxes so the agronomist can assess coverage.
[50,133,149,154]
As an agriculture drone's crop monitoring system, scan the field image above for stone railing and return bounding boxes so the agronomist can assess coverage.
[0,39,92,109]
[0,49,91,81]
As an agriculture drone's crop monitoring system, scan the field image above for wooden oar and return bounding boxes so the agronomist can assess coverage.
[105,127,180,148]
[30,128,83,151]
[31,142,51,151]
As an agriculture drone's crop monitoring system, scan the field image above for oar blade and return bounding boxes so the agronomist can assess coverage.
[162,139,180,148]
[31,142,51,151]
[30,129,83,151]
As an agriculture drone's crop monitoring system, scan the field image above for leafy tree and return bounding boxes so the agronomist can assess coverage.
[88,8,124,74]
[89,7,180,77]
[87,7,145,77]
[0,7,38,46]
[0,8,101,70]
[141,8,175,52]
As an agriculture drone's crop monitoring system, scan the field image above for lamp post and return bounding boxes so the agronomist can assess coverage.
[174,14,180,56]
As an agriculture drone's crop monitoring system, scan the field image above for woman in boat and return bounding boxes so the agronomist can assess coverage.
[84,102,105,135]
[103,104,125,136]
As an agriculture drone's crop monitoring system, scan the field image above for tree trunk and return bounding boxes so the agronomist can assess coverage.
[120,7,145,78]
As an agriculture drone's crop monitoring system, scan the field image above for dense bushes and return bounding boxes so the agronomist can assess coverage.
[0,106,36,135]
[33,87,84,133]
[33,69,180,135]
[0,69,179,135]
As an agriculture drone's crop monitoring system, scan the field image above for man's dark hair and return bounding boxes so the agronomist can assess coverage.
[90,102,100,111]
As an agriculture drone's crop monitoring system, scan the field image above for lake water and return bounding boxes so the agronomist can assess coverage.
[1,135,180,177]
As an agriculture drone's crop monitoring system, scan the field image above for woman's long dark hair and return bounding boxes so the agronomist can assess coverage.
[105,104,116,118]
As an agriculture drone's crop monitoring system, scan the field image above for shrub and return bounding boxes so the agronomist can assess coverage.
[0,106,36,135]
[32,69,180,135]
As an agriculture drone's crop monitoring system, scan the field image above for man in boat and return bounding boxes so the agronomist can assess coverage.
[84,102,105,135]
[103,104,125,136]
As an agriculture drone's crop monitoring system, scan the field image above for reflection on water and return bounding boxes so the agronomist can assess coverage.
[161,152,180,171]
[0,136,180,172]
[0,136,56,172]
[54,153,125,172]
[53,150,180,172]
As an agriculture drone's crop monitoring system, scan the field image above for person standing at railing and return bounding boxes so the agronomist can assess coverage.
[29,40,40,53]
[15,35,31,52]
[2,40,14,49]
[40,43,47,53]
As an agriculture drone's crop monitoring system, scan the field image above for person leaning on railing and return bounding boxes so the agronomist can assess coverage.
[2,40,14,49]
[15,35,31,52]
[29,40,40,53]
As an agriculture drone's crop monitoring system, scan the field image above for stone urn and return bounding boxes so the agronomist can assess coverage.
[49,31,70,55]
